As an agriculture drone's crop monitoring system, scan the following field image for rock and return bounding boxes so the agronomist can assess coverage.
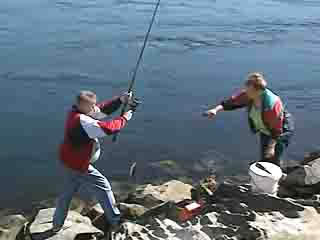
[303,207,320,239]
[0,213,27,240]
[81,203,147,232]
[126,191,163,209]
[80,203,109,233]
[149,160,188,179]
[302,151,320,165]
[112,180,319,240]
[279,157,320,197]
[281,166,307,186]
[119,203,148,220]
[134,160,191,184]
[5,173,320,240]
[81,204,103,222]
[81,203,139,232]
[125,180,193,209]
[304,158,320,185]
[193,150,231,176]
[29,208,102,240]
[136,201,174,225]
[192,175,217,201]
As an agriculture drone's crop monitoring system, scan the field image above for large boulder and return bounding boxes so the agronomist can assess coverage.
[0,212,27,240]
[82,202,149,232]
[2,176,320,240]
[119,203,148,220]
[114,181,319,240]
[28,208,102,240]
[304,158,320,185]
[279,157,320,197]
[125,180,193,209]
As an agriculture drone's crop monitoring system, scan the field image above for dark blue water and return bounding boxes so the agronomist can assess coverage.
[1,0,320,208]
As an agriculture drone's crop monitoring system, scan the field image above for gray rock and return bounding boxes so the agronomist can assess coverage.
[113,181,315,240]
[6,174,320,240]
[279,157,320,197]
[29,208,102,240]
[304,158,320,185]
[282,166,307,187]
[119,203,148,220]
[0,214,27,240]
[302,151,320,165]
[125,180,193,209]
[81,204,103,222]
[148,160,188,179]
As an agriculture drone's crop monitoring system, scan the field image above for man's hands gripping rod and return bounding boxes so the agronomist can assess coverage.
[119,91,142,121]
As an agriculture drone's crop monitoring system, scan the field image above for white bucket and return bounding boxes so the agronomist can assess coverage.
[249,162,283,195]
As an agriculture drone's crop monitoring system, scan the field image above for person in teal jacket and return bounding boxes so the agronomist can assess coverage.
[204,72,294,168]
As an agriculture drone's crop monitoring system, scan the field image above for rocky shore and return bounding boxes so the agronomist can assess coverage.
[2,153,320,240]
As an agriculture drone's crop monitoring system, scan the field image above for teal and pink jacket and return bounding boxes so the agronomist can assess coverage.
[221,88,294,139]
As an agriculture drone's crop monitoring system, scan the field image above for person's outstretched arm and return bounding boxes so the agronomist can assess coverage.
[203,90,250,119]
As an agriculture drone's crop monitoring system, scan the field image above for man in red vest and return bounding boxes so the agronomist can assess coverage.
[53,90,133,233]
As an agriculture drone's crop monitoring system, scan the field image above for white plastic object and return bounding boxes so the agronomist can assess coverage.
[249,162,283,195]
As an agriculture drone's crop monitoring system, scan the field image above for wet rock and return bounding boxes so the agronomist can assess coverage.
[0,213,27,240]
[113,180,315,240]
[125,180,193,209]
[279,157,320,198]
[3,172,320,240]
[119,203,148,220]
[29,208,102,240]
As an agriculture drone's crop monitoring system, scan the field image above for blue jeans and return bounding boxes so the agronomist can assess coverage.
[53,164,120,227]
[260,132,292,167]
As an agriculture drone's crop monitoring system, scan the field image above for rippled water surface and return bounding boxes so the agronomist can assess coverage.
[1,0,320,208]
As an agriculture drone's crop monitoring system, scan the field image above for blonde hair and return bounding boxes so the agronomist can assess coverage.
[245,72,267,90]
[76,90,96,104]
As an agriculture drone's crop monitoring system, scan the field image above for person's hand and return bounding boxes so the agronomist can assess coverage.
[203,108,218,119]
[128,97,142,112]
[123,110,133,121]
[120,91,133,104]
[202,105,223,119]
[264,140,276,159]
[265,147,275,159]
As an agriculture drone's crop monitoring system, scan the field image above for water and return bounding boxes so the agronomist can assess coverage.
[1,0,320,209]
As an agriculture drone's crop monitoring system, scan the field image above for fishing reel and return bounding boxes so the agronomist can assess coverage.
[128,97,142,112]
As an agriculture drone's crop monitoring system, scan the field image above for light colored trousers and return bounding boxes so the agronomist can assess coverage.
[53,164,120,227]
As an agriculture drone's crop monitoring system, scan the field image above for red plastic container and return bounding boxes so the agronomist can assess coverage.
[175,199,205,222]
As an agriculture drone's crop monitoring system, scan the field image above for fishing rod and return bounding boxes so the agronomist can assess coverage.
[112,0,161,143]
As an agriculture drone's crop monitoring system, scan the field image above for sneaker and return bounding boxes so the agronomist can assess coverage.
[51,225,62,234]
